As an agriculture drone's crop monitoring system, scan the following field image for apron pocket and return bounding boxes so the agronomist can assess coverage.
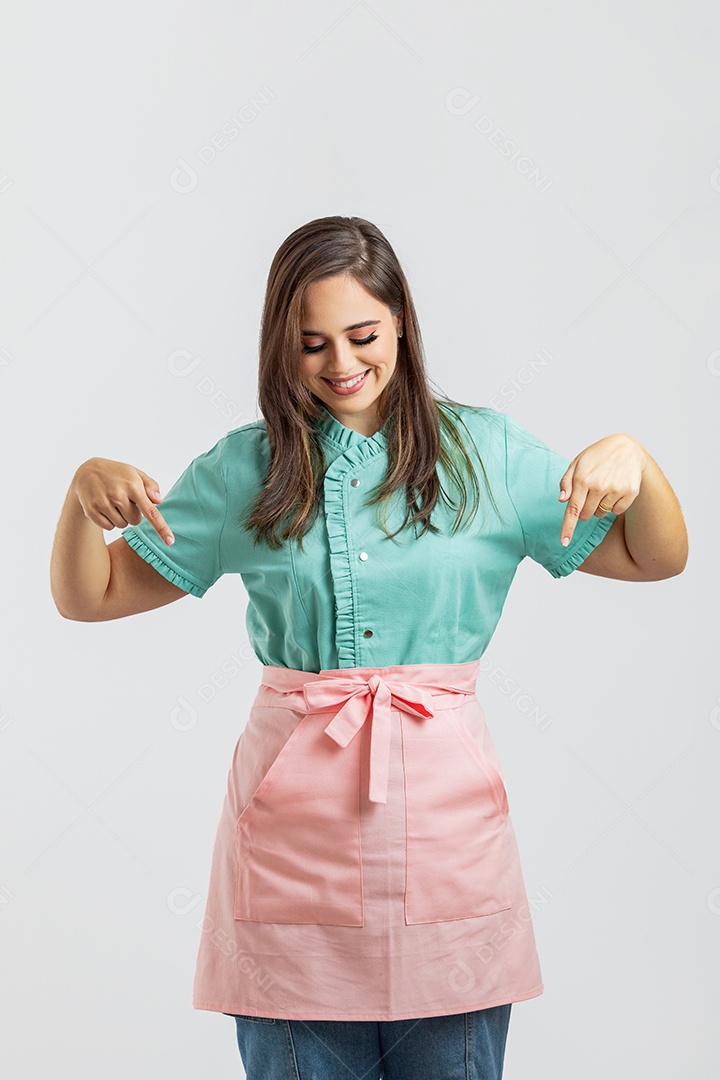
[451,716,510,817]
[233,711,365,926]
[402,709,513,925]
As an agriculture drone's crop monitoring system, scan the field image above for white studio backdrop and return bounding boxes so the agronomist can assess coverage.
[1,1,718,1077]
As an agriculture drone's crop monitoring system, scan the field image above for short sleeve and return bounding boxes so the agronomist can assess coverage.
[503,412,618,578]
[121,436,228,598]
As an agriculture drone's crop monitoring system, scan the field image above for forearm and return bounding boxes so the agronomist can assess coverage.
[623,442,688,578]
[50,471,112,619]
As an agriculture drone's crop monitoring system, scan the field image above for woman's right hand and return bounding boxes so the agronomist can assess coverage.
[72,457,175,546]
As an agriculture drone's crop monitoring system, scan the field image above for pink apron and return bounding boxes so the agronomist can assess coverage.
[191,658,544,1021]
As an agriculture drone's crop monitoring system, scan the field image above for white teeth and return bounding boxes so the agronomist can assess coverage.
[327,371,367,388]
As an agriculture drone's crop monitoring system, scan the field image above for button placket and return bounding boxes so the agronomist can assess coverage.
[321,438,387,667]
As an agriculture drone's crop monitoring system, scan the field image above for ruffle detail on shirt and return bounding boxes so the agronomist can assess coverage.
[312,401,389,452]
[321,436,388,667]
[122,528,207,598]
[545,510,618,578]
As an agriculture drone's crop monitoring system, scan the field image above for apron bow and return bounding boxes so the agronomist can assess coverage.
[302,675,435,804]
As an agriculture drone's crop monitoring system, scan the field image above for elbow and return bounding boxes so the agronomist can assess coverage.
[54,602,91,622]
[636,550,688,581]
[50,586,78,621]
[666,537,690,578]
[655,564,686,581]
[630,531,689,581]
[666,553,689,578]
[51,593,103,622]
[51,591,77,621]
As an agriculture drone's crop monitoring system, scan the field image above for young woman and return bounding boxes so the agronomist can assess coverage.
[50,215,688,1079]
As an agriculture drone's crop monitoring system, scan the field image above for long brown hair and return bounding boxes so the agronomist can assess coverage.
[242,215,501,550]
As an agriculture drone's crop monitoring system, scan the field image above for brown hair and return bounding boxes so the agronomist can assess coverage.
[242,215,500,550]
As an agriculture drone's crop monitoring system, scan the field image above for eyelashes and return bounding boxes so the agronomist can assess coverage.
[302,333,378,355]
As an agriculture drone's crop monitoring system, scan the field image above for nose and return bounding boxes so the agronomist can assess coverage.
[324,340,366,374]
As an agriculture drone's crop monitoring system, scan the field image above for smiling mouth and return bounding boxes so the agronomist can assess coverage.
[322,370,370,388]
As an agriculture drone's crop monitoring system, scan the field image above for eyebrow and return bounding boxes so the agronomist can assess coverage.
[300,319,381,336]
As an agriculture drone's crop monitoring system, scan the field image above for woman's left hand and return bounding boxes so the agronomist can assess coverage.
[557,433,647,547]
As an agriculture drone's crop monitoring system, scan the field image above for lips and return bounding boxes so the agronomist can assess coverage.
[322,370,370,388]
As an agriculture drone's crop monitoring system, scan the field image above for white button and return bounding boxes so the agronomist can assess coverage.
[350,478,360,487]
[359,551,368,561]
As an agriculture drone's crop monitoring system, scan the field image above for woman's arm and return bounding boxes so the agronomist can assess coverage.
[570,435,688,581]
[50,480,114,618]
[50,459,186,620]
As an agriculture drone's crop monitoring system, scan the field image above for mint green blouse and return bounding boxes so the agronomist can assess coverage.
[121,402,617,672]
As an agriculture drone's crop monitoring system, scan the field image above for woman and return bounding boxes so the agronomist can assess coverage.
[50,215,688,1079]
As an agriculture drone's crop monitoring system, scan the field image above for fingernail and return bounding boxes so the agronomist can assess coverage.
[561,536,570,546]
[165,534,175,545]
[559,489,567,500]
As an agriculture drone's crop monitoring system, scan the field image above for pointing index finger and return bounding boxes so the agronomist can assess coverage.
[558,483,582,548]
[135,491,175,545]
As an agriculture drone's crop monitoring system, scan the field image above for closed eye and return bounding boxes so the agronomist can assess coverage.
[302,333,378,354]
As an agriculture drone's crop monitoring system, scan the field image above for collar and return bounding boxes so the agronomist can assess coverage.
[312,400,388,451]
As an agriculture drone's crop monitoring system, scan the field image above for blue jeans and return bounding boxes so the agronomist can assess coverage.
[228,1003,512,1079]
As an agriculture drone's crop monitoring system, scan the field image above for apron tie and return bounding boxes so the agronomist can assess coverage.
[302,675,435,804]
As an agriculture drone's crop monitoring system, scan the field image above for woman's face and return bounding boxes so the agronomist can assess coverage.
[299,273,403,437]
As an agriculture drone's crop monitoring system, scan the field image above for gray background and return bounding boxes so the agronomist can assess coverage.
[1,1,718,1076]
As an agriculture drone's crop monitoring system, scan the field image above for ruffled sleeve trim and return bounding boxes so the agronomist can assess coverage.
[545,510,618,578]
[121,528,208,598]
